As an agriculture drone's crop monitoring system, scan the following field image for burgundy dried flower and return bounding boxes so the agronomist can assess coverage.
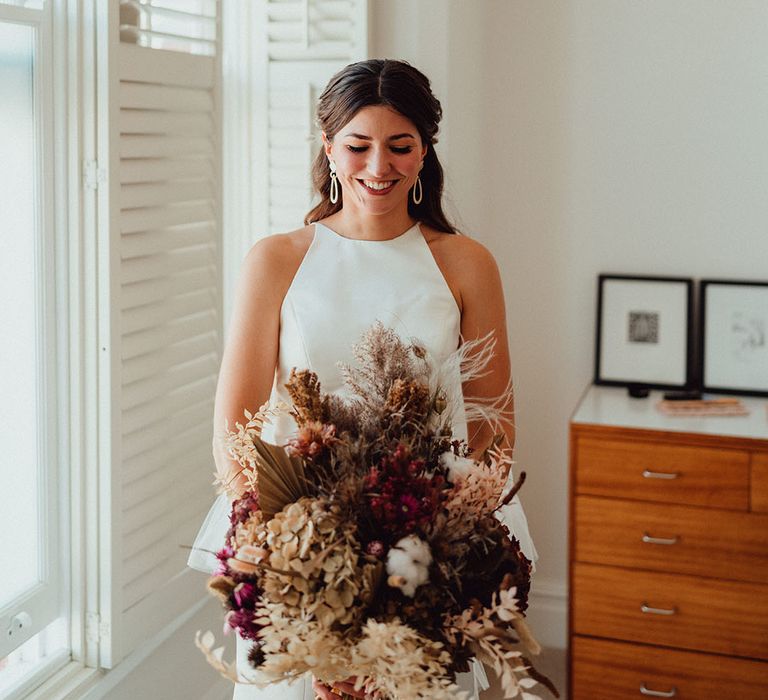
[226,608,260,640]
[365,443,445,539]
[229,493,260,530]
[216,545,234,563]
[233,582,258,608]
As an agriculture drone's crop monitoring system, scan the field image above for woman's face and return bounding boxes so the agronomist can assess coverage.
[323,105,428,217]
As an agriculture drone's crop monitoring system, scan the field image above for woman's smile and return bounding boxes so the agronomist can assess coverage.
[358,178,398,195]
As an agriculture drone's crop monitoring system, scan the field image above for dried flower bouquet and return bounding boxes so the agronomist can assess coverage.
[197,322,558,700]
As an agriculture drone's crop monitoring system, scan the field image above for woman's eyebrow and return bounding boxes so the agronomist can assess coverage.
[345,132,416,141]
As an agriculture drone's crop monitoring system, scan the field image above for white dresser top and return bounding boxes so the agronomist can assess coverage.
[572,385,768,442]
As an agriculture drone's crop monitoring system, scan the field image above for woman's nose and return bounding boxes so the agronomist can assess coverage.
[366,147,391,177]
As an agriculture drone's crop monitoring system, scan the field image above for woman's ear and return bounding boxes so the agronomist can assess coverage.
[321,131,333,158]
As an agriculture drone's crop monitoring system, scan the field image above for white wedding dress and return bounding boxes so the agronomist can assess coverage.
[188,221,538,699]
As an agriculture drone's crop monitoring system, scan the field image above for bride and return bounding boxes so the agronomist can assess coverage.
[188,58,537,699]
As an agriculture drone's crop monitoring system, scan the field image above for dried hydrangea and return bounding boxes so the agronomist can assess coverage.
[257,497,378,628]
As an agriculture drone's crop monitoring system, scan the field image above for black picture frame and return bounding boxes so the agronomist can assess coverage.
[699,279,768,397]
[594,274,694,390]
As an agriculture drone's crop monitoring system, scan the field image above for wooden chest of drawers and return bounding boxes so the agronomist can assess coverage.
[569,386,768,699]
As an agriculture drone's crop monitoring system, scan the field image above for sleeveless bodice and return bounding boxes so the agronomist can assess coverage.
[261,221,467,445]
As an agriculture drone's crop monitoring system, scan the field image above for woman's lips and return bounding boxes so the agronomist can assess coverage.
[358,179,397,195]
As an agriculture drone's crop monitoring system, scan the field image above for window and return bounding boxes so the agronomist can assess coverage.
[119,0,218,56]
[0,0,69,696]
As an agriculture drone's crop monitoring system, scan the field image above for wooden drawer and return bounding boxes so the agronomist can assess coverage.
[572,562,768,660]
[754,452,768,513]
[574,495,768,584]
[571,636,768,700]
[574,437,749,510]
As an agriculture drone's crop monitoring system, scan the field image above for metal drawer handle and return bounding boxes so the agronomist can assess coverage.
[641,603,677,616]
[642,533,679,546]
[640,682,677,697]
[643,470,680,480]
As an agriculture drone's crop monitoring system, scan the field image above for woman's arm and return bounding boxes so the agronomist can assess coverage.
[455,238,515,459]
[212,235,296,496]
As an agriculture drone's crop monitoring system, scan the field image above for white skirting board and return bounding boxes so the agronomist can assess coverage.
[525,578,568,650]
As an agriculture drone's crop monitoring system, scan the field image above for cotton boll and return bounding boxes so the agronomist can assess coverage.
[439,451,475,484]
[395,533,432,566]
[385,534,432,597]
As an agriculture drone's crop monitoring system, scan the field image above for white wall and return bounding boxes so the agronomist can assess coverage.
[371,0,768,648]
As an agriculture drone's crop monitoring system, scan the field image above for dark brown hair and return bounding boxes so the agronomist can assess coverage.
[304,59,456,234]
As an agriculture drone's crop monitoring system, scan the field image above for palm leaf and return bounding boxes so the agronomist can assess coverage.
[251,436,310,518]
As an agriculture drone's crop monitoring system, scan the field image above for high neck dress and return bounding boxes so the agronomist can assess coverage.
[188,221,538,700]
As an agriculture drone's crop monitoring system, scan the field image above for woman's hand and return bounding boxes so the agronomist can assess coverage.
[312,675,372,699]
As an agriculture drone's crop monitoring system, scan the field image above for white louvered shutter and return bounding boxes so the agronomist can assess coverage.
[238,0,367,264]
[98,0,222,666]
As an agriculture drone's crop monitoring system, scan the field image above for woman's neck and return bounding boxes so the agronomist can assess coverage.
[322,209,417,242]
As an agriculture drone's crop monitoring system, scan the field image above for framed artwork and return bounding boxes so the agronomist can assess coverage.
[594,274,693,389]
[700,279,768,397]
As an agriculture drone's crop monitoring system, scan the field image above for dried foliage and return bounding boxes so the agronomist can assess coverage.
[445,588,555,700]
[197,322,557,699]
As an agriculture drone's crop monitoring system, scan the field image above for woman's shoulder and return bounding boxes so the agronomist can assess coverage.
[242,225,313,269]
[238,225,314,294]
[245,224,313,259]
[421,223,499,275]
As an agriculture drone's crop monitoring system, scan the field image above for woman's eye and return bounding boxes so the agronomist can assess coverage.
[345,145,414,154]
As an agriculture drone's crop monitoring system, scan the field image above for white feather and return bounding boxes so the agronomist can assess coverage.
[421,329,515,436]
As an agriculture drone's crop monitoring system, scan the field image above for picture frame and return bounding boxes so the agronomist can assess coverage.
[594,274,693,390]
[700,279,768,397]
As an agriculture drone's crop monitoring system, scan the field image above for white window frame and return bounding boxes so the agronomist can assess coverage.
[8,0,222,690]
[0,0,104,694]
[0,0,62,665]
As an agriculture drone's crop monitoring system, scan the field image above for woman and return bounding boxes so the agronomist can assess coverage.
[190,59,537,700]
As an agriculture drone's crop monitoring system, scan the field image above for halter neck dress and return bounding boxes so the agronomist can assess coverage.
[188,221,538,699]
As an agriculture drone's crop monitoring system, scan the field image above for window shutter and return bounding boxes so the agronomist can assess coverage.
[224,0,368,307]
[261,0,368,233]
[97,2,222,667]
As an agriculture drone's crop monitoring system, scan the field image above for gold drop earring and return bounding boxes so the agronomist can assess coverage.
[329,160,339,204]
[412,162,423,205]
